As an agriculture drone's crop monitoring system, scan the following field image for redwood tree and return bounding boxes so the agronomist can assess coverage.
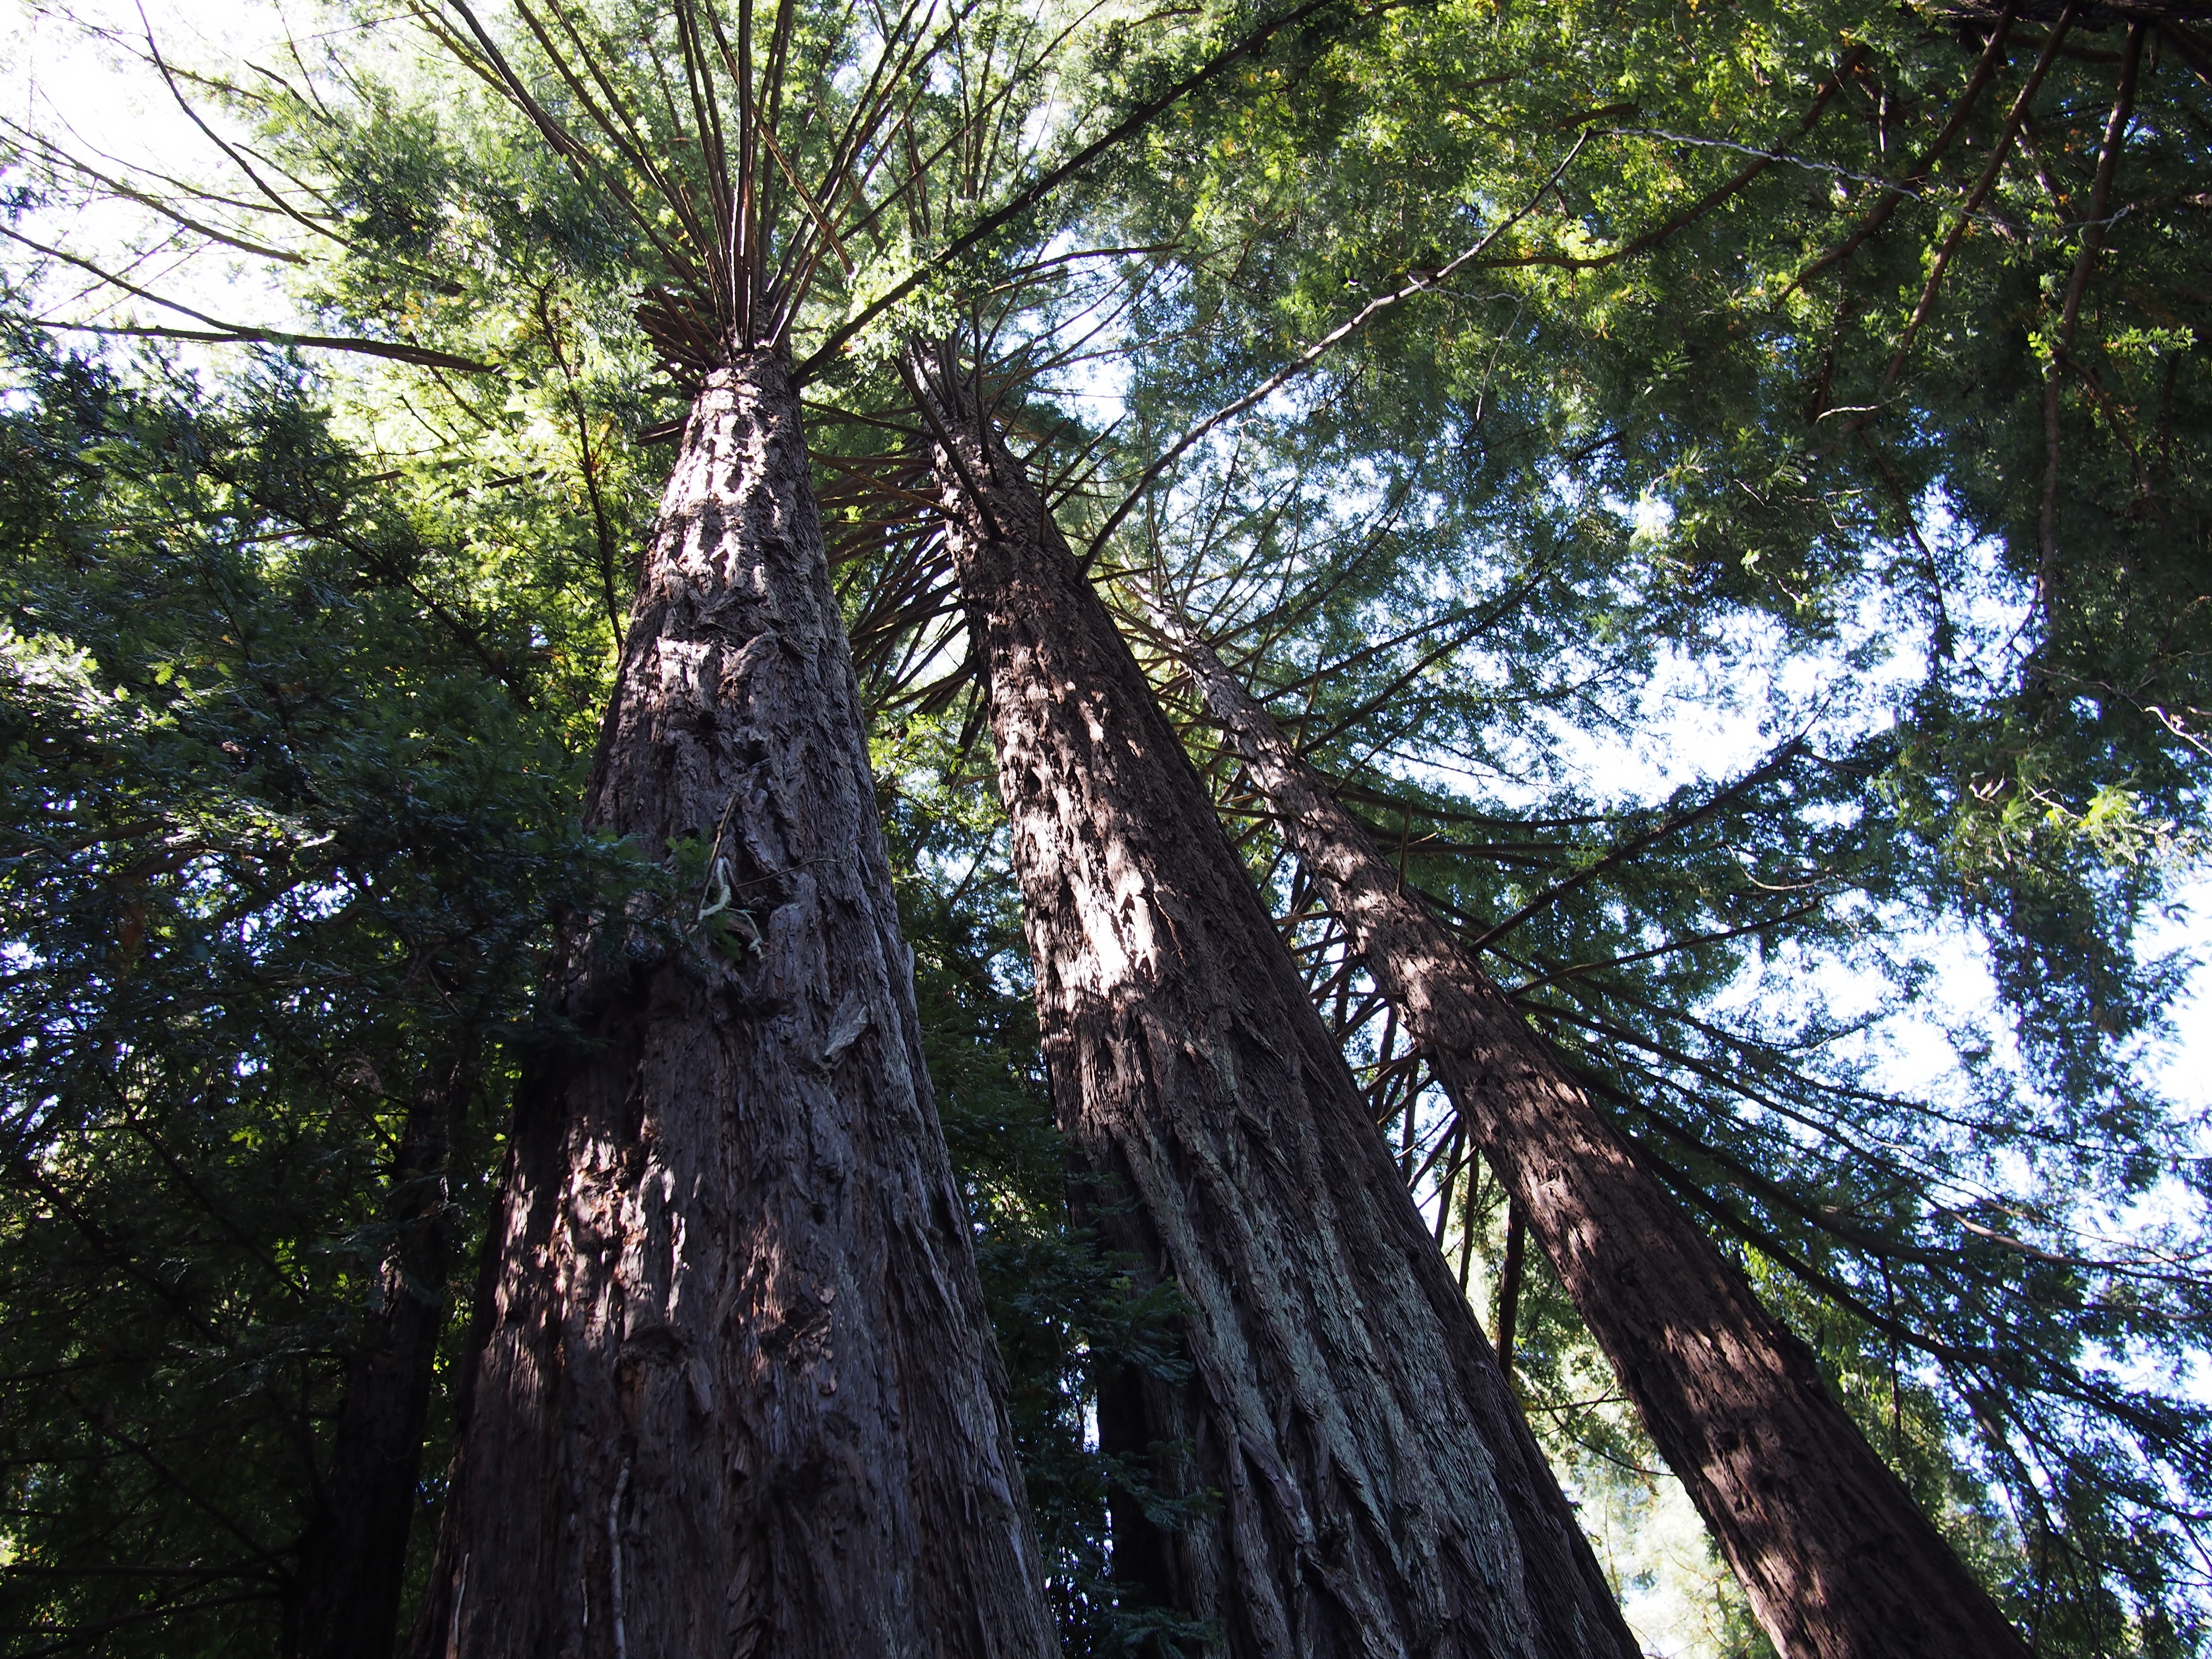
[375,7,1060,1653]
[907,342,1638,1659]
[408,347,1054,1658]
[1150,601,2035,1659]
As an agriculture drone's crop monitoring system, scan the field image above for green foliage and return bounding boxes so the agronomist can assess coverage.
[1093,0,2210,1071]
[1063,4,2212,1641]
[0,314,621,1654]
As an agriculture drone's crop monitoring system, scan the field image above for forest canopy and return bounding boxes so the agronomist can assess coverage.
[0,0,2206,1654]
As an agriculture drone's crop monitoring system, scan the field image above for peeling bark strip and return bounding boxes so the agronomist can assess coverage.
[1159,612,2033,1659]
[914,346,1636,1659]
[409,350,1056,1659]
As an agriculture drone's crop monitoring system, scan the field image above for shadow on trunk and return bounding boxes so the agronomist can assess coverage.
[404,351,1056,1659]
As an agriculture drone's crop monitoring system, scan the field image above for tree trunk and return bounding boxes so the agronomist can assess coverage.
[406,349,1057,1659]
[1159,608,2034,1659]
[912,348,1637,1659]
[1492,1199,1525,1380]
[288,1049,472,1659]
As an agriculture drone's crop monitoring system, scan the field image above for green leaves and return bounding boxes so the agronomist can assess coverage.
[1047,5,2212,1634]
[0,321,618,1657]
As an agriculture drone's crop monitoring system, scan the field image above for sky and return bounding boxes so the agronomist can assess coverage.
[3,0,329,348]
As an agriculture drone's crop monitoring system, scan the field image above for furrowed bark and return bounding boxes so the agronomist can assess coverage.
[1160,611,2034,1659]
[407,349,1056,1659]
[914,347,1637,1659]
[288,1049,472,1659]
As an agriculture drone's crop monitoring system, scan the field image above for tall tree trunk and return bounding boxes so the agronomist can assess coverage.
[1157,608,2034,1659]
[407,349,1057,1659]
[911,347,1636,1659]
[288,1046,474,1659]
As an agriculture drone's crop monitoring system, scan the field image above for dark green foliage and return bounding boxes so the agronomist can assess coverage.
[1059,5,2211,1641]
[1101,0,2210,1084]
[0,314,618,1655]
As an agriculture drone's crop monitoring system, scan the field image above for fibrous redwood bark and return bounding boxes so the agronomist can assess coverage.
[1159,609,2033,1659]
[912,348,1636,1659]
[407,350,1056,1659]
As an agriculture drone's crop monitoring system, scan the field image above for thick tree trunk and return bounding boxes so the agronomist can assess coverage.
[288,1051,471,1659]
[406,349,1056,1659]
[913,349,1636,1659]
[1159,610,2034,1659]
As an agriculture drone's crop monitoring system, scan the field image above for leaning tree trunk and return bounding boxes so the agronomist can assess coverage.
[911,347,1636,1659]
[406,349,1057,1659]
[288,1046,475,1659]
[1157,609,2034,1659]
